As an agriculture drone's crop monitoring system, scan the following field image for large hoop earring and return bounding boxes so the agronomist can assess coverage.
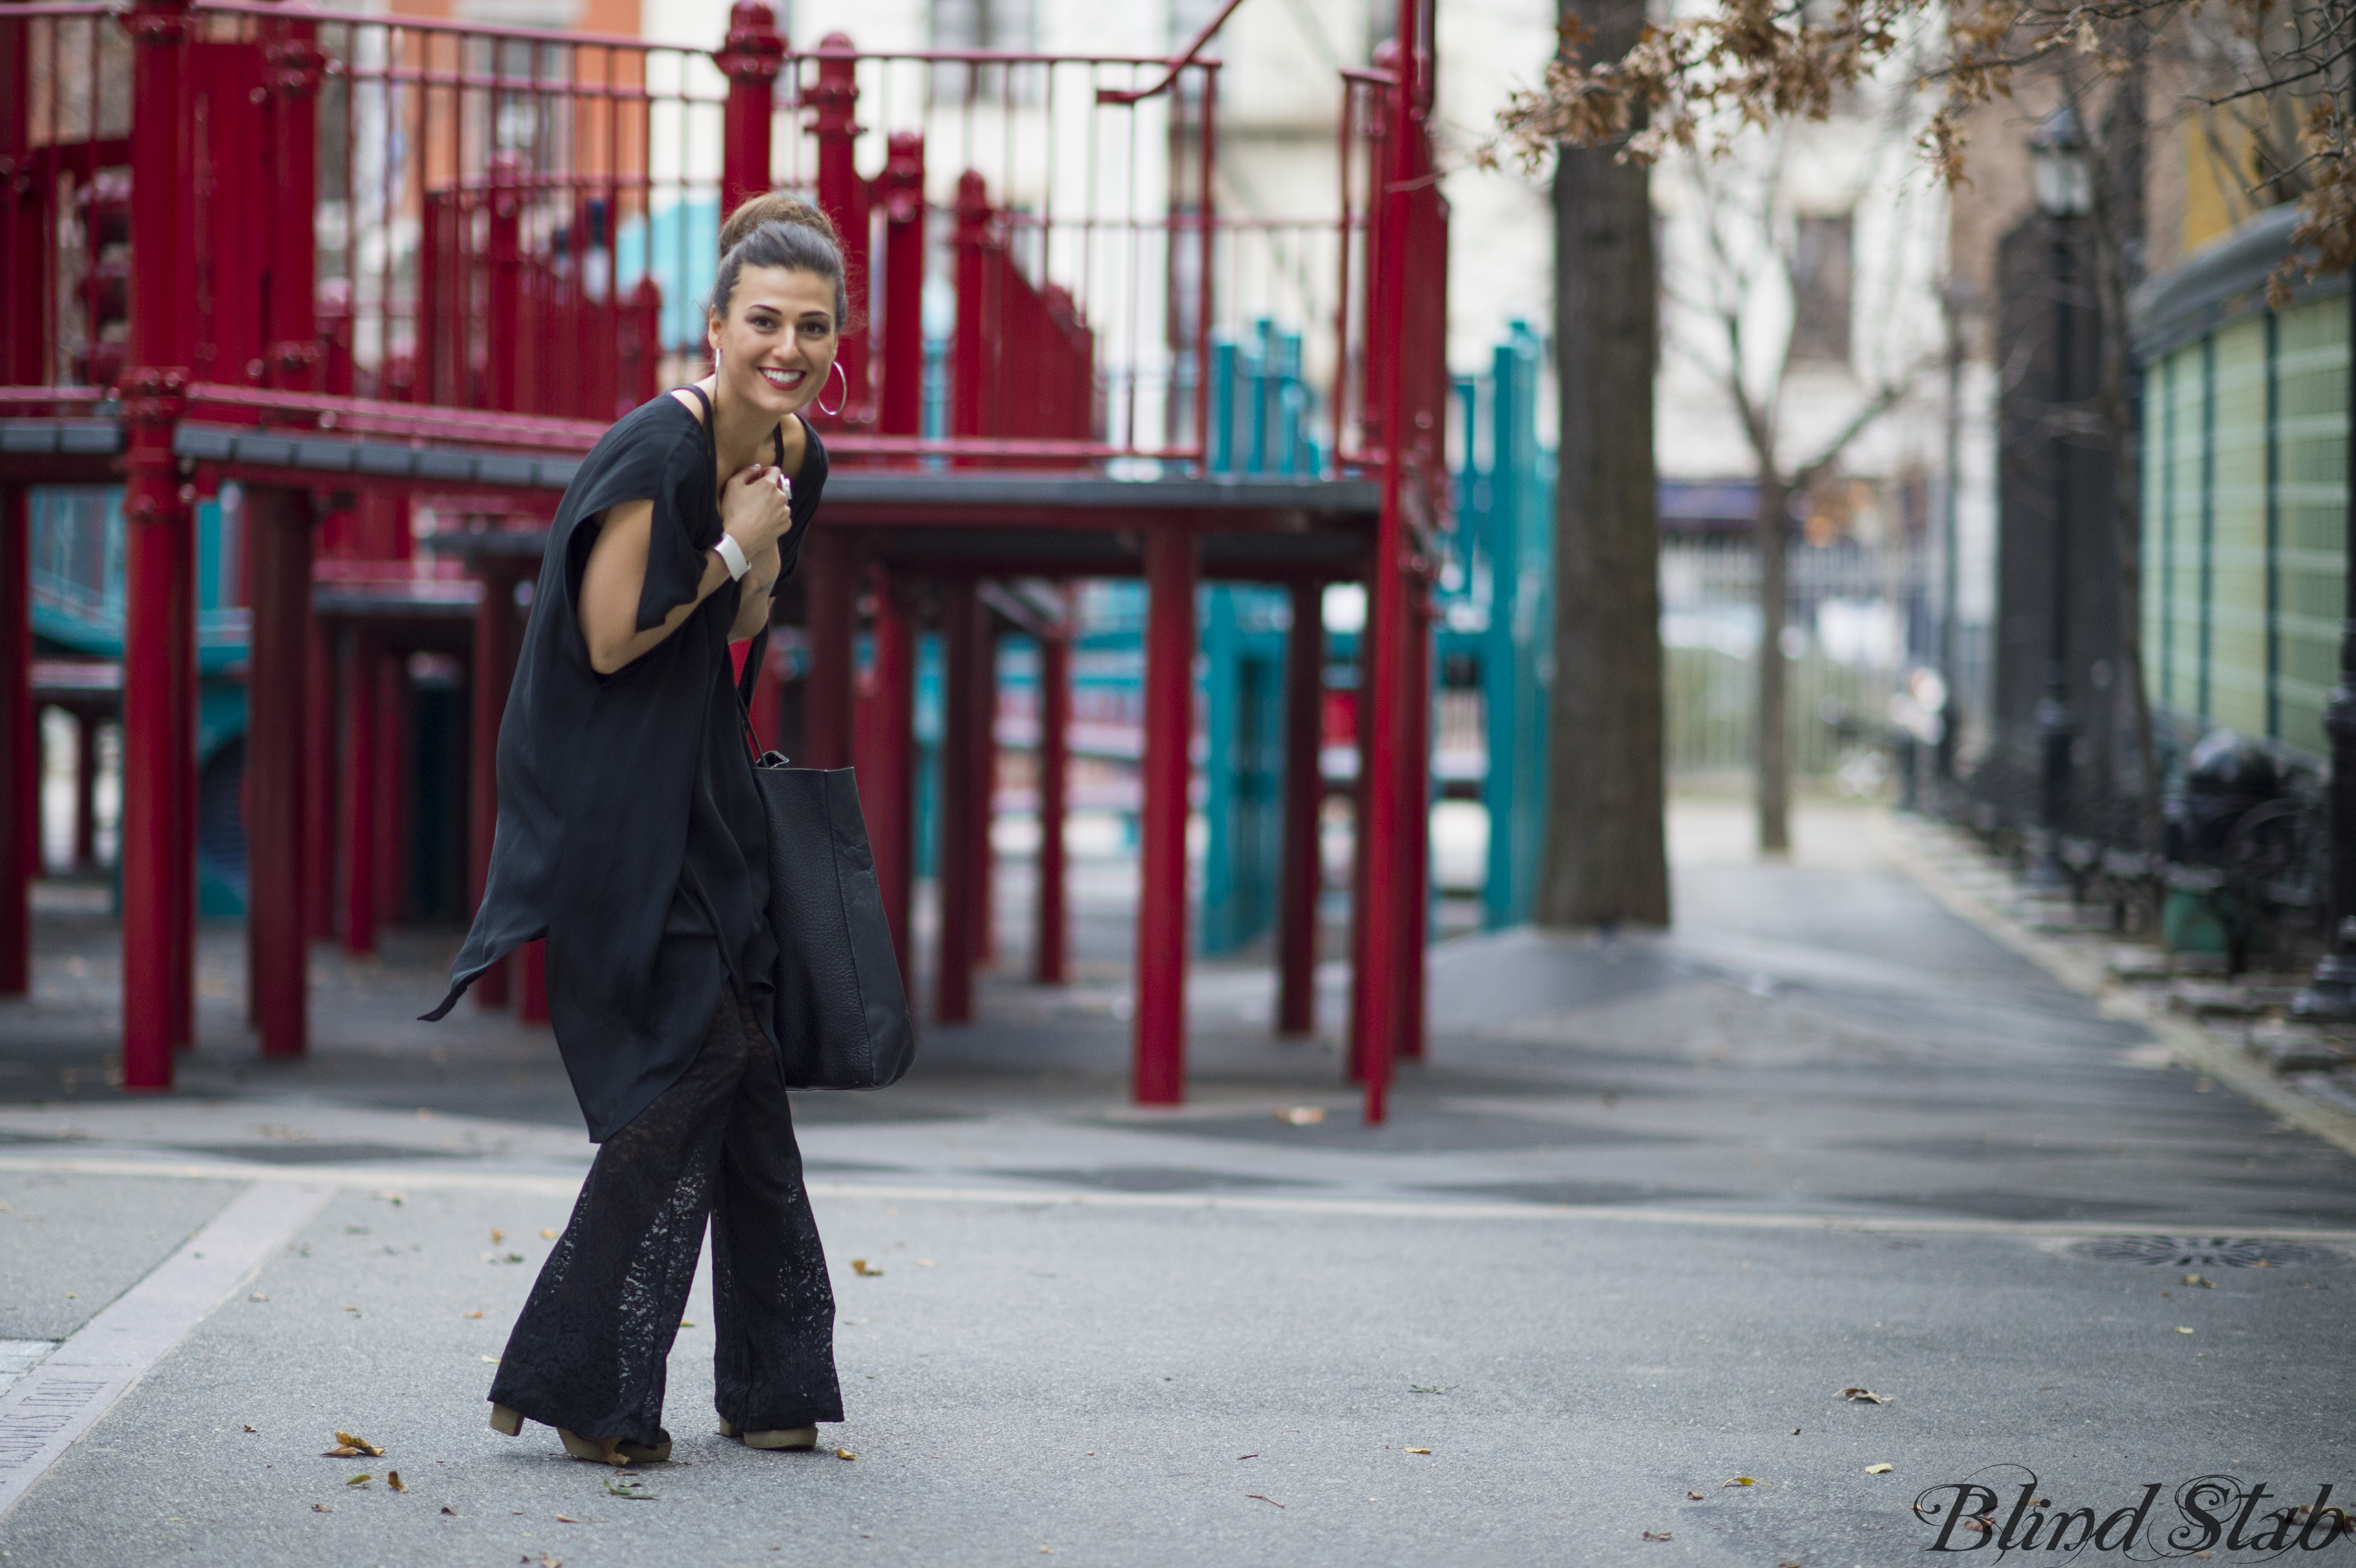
[815,360,847,418]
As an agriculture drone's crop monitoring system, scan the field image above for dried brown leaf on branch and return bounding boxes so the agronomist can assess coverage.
[1489,0,2354,284]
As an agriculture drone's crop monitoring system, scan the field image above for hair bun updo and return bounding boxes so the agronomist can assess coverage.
[719,192,840,257]
[710,190,851,327]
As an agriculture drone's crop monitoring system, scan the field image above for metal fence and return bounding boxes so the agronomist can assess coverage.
[1660,536,1920,784]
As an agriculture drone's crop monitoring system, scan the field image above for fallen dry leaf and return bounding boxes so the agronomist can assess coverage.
[541,1229,558,1239]
[464,1311,484,1319]
[1687,1491,1704,1500]
[555,1514,580,1523]
[835,1448,856,1460]
[851,1260,883,1277]
[2183,1273,2214,1288]
[312,1503,331,1514]
[243,1425,257,1434]
[491,1229,504,1244]
[387,1471,406,1493]
[1408,1384,1451,1394]
[1865,1463,1894,1475]
[1245,1493,1285,1508]
[480,1355,500,1363]
[346,1473,372,1486]
[1839,1387,1888,1404]
[321,1446,363,1458]
[540,1556,563,1568]
[336,1431,385,1457]
[1404,1448,1432,1455]
[1276,1106,1326,1125]
[440,1507,457,1516]
[1643,1530,1673,1542]
[2176,1327,2195,1334]
[1780,1560,1805,1567]
[680,1320,697,1328]
[1724,1476,1757,1487]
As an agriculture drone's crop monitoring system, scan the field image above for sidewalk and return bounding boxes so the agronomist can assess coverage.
[0,800,2349,1567]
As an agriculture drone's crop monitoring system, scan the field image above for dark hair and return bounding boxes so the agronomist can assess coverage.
[711,192,849,328]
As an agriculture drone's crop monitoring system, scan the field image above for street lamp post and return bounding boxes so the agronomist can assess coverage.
[2026,107,2091,888]
[2291,264,2356,1021]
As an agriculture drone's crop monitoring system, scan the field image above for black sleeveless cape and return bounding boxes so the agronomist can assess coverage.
[424,393,825,1140]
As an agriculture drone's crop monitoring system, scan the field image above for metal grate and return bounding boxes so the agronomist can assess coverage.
[2067,1235,2344,1268]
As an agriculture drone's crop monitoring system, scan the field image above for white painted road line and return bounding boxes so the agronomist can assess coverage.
[0,1180,333,1521]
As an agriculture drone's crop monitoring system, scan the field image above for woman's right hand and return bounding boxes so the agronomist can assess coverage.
[718,463,796,558]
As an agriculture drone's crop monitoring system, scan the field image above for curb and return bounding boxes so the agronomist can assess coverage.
[1871,812,2356,1163]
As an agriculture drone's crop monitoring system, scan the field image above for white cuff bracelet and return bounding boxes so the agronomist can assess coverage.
[715,534,751,581]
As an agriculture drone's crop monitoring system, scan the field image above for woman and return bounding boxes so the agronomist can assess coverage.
[425,192,849,1465]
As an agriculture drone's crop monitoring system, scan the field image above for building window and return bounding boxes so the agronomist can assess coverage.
[1789,213,1853,363]
[929,0,1036,50]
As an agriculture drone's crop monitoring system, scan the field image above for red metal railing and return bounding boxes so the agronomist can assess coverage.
[0,4,1432,485]
[0,0,1451,1113]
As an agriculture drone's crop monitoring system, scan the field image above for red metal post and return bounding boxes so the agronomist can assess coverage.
[339,627,376,957]
[1134,529,1197,1105]
[120,0,199,1086]
[875,132,926,439]
[520,938,550,1024]
[717,3,785,218]
[484,157,523,413]
[1348,48,1419,1124]
[855,566,916,974]
[809,35,870,426]
[0,490,28,995]
[1396,584,1431,1061]
[170,481,196,1051]
[802,532,856,769]
[244,488,312,1057]
[935,580,980,1024]
[468,563,520,1005]
[951,172,991,443]
[372,650,405,929]
[303,614,334,940]
[1344,606,1372,1084]
[1276,579,1323,1034]
[1034,608,1070,985]
[262,23,321,390]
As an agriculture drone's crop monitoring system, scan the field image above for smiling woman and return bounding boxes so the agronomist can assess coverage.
[424,191,850,1469]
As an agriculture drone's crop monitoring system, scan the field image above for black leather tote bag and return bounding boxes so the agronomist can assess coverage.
[733,634,914,1091]
[685,387,910,1089]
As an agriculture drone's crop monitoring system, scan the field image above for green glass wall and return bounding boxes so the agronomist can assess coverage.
[2141,292,2349,757]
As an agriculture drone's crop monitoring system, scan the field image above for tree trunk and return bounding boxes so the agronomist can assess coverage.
[1756,475,1792,855]
[1536,0,1669,928]
[2092,59,2161,864]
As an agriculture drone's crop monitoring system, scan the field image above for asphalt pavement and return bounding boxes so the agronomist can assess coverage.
[0,799,2349,1568]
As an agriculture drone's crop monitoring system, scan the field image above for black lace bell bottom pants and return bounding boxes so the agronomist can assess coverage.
[488,985,842,1448]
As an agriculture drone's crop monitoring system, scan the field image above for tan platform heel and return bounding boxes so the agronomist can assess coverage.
[488,1404,524,1437]
[717,1418,818,1451]
[556,1427,672,1465]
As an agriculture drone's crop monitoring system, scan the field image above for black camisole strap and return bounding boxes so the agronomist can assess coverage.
[676,385,787,468]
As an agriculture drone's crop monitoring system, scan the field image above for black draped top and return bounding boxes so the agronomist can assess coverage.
[425,393,825,1141]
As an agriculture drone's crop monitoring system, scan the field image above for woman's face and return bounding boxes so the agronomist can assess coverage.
[708,264,839,417]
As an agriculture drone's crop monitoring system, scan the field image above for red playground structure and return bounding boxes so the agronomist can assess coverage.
[0,0,1450,1120]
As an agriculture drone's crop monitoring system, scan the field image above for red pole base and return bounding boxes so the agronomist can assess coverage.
[1133,530,1197,1106]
